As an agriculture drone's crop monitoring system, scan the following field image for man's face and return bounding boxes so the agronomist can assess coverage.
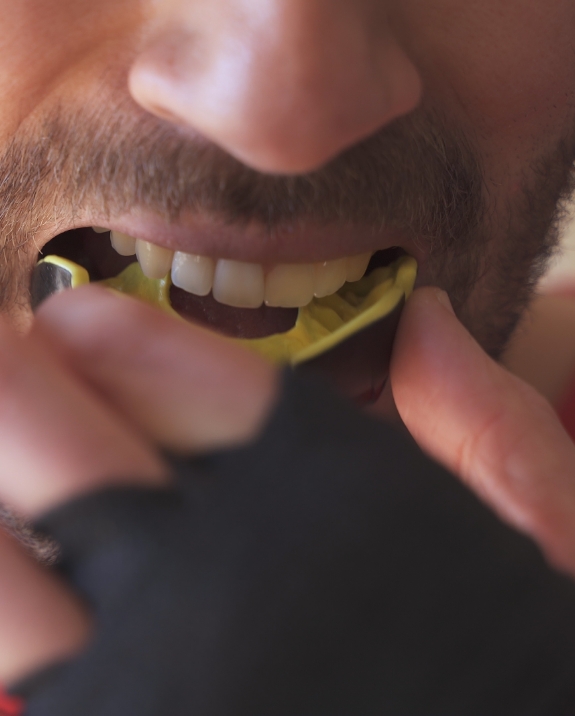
[1,0,575,358]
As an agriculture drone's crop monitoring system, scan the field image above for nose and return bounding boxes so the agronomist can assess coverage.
[128,0,422,174]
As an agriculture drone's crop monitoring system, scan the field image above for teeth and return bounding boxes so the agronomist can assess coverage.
[265,264,315,308]
[171,252,215,296]
[110,231,137,256]
[92,226,109,234]
[213,259,265,308]
[314,258,348,298]
[108,231,375,308]
[346,252,372,282]
[135,239,174,279]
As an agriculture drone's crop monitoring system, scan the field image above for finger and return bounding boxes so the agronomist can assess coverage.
[0,528,90,686]
[390,287,575,574]
[0,316,167,517]
[34,286,279,453]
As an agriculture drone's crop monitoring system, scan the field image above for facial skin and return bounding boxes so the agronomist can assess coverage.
[1,0,575,357]
[3,1,575,686]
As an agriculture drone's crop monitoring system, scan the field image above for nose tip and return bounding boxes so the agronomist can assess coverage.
[128,2,422,174]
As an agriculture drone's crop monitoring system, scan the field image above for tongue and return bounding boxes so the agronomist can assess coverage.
[170,286,298,339]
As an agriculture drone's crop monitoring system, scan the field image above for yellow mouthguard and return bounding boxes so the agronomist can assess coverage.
[36,254,417,365]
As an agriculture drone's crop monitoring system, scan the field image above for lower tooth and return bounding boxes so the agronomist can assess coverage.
[136,239,174,279]
[265,264,315,307]
[171,252,215,296]
[213,259,265,308]
[110,231,137,256]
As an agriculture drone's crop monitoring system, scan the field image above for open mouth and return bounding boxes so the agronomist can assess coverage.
[32,227,417,403]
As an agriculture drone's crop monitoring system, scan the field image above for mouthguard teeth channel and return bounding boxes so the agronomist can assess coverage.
[106,229,372,309]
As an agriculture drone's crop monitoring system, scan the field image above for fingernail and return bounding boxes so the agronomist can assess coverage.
[434,288,455,315]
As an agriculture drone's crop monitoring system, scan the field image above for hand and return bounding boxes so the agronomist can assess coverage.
[391,287,575,577]
[0,285,277,686]
[3,283,575,691]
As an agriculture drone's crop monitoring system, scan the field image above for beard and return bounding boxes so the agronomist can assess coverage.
[0,95,574,563]
[0,94,573,358]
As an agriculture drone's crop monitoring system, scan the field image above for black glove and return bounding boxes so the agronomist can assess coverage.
[13,372,575,715]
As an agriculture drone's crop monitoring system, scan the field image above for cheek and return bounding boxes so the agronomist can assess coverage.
[403,0,575,166]
[0,0,142,140]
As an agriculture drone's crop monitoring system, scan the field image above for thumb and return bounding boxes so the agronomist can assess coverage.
[391,287,575,575]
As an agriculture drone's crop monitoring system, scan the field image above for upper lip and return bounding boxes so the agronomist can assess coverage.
[35,209,426,266]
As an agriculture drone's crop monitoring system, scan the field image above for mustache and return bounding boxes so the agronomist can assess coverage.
[0,98,484,251]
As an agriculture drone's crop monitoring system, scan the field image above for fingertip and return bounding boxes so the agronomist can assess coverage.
[390,285,492,456]
[33,285,164,369]
[35,284,135,335]
[36,283,113,315]
[391,287,462,398]
[34,283,280,453]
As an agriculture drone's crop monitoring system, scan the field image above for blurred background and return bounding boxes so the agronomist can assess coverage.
[540,202,575,290]
[501,200,575,411]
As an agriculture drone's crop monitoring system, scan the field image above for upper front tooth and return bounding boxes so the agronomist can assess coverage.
[346,252,372,282]
[265,264,315,307]
[135,239,174,279]
[213,259,265,308]
[314,258,348,298]
[110,230,137,256]
[168,250,375,308]
[92,226,109,233]
[171,252,215,296]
